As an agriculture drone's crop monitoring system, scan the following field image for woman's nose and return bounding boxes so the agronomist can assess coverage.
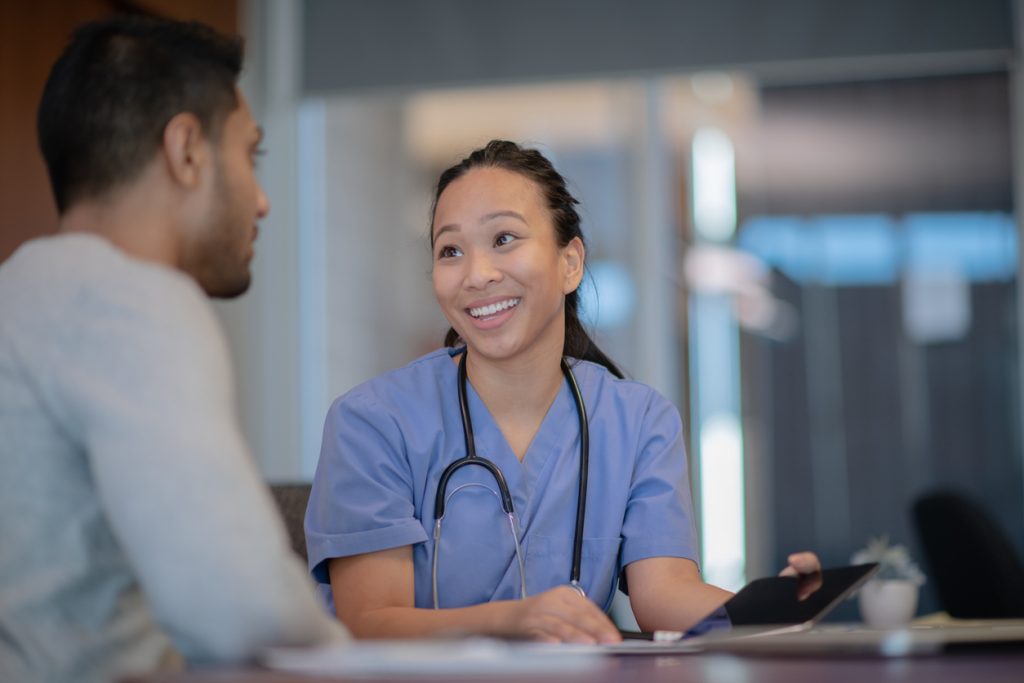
[465,250,502,288]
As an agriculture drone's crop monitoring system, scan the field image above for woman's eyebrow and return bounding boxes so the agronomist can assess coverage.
[435,210,527,241]
[433,223,461,241]
[482,210,528,224]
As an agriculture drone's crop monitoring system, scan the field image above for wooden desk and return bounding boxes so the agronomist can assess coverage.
[124,650,1024,683]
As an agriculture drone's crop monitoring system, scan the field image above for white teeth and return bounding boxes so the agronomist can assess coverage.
[469,298,520,318]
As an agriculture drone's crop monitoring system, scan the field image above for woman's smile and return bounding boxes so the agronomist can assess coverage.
[467,296,521,319]
[465,296,521,330]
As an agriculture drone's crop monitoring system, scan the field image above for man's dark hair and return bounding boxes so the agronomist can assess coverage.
[37,15,243,213]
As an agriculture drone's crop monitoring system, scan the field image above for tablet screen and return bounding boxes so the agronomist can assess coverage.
[685,563,880,638]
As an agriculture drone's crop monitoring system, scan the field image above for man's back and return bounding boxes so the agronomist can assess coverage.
[0,234,344,682]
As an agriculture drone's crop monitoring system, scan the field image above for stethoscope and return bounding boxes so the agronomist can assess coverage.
[431,349,590,609]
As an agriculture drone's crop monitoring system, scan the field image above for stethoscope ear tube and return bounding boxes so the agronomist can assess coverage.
[433,352,516,518]
[434,456,515,517]
[457,350,477,460]
[431,349,590,606]
[563,357,589,589]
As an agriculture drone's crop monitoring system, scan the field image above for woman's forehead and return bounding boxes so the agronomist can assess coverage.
[436,167,545,218]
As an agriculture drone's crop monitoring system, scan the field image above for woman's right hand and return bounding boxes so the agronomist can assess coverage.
[331,550,622,642]
[508,586,621,644]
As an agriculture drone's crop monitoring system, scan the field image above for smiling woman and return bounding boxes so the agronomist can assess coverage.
[428,141,623,376]
[430,165,583,369]
[304,140,820,643]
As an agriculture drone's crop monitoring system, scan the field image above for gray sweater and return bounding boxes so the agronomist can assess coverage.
[0,234,347,683]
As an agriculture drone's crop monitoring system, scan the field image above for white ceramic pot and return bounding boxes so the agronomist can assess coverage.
[858,579,919,628]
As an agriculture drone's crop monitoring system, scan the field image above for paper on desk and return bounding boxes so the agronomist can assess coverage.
[262,638,605,677]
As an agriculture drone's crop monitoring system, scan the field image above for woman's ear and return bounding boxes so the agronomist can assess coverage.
[562,236,585,294]
[162,112,209,189]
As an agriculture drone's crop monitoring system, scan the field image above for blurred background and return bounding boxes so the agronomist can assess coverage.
[3,0,1022,618]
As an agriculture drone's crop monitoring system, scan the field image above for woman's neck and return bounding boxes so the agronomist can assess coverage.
[462,336,566,461]
[467,342,563,413]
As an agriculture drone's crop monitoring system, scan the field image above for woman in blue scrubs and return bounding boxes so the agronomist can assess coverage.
[306,140,819,643]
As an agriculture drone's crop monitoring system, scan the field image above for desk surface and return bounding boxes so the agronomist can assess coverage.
[124,651,1024,683]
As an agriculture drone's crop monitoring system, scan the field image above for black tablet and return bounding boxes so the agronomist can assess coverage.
[684,562,880,638]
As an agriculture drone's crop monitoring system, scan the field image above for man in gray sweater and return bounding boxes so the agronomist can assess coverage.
[0,16,348,682]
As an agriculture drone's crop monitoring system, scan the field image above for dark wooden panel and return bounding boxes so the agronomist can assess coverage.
[0,0,238,263]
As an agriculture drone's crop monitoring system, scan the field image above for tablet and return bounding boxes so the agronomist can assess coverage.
[617,562,880,649]
[684,562,880,638]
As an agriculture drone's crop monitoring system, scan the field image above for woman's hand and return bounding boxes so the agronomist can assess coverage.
[331,549,620,641]
[508,586,621,644]
[779,551,823,600]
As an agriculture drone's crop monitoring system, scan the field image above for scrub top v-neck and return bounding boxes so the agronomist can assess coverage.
[306,348,698,612]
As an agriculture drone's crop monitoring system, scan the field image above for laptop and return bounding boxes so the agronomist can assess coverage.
[691,620,1024,656]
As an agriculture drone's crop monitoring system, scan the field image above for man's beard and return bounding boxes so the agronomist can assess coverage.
[192,167,253,299]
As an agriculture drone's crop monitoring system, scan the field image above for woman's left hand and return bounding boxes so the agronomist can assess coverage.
[779,552,823,600]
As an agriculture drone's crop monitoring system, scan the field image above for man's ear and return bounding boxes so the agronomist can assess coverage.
[562,236,585,294]
[162,112,209,188]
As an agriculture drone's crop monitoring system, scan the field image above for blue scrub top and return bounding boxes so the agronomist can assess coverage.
[306,348,698,612]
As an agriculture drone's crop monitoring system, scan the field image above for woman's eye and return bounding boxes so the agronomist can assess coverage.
[495,233,516,247]
[437,245,461,259]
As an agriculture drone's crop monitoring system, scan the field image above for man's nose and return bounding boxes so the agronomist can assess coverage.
[256,184,270,218]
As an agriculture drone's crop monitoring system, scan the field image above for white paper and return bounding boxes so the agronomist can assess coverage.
[262,638,605,677]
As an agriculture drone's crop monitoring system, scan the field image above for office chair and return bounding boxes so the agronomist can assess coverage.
[913,490,1024,618]
[269,482,313,564]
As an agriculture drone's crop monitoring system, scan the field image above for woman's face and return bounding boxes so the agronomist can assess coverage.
[431,166,583,364]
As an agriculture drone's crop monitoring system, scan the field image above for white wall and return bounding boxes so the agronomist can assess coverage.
[218,1,450,479]
[213,0,303,480]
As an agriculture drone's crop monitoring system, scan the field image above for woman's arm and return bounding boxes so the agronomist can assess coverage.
[328,547,621,644]
[625,557,731,632]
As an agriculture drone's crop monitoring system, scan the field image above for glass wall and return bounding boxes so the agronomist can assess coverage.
[732,72,1020,617]
[295,67,1021,616]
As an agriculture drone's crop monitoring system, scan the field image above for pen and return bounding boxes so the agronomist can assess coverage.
[619,630,685,642]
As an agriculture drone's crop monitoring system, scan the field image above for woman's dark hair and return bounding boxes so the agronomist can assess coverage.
[430,139,624,379]
[38,15,243,213]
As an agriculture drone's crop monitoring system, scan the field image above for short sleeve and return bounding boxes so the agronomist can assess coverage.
[619,394,699,568]
[306,392,428,584]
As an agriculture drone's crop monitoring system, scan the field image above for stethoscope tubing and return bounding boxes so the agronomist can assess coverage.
[431,349,589,607]
[563,359,589,591]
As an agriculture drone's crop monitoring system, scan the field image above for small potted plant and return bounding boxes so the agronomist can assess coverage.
[851,536,927,628]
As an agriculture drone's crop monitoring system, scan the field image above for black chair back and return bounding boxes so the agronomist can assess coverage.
[913,490,1024,618]
[269,482,313,564]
